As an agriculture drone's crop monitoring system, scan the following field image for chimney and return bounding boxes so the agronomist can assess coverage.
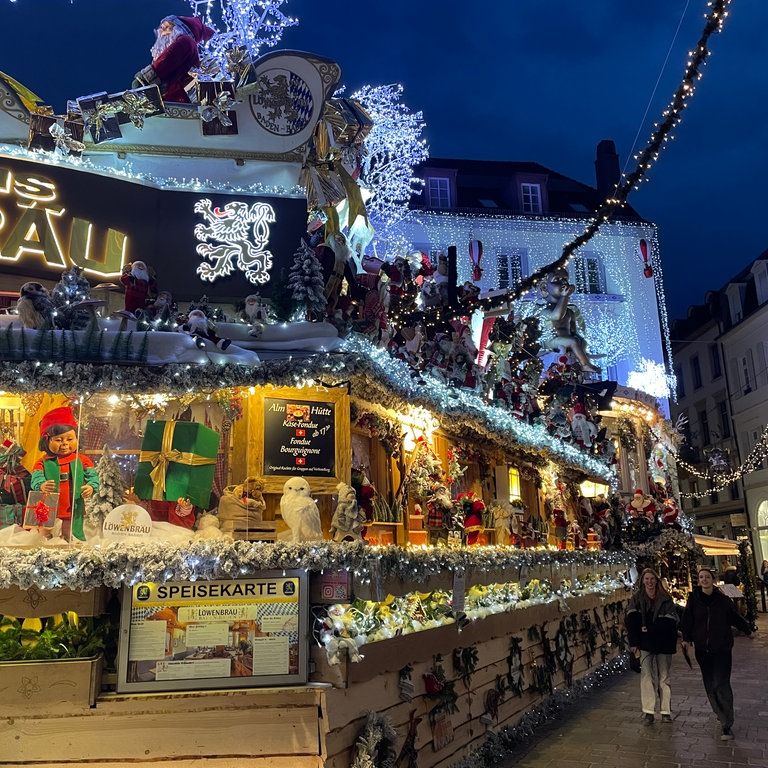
[595,140,620,199]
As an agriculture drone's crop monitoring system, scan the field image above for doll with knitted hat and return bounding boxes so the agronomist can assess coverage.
[30,406,98,541]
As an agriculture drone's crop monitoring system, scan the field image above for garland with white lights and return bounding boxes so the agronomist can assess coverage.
[506,0,730,302]
[671,424,768,499]
[0,539,632,592]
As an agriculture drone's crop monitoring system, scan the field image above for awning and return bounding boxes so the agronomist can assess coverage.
[694,534,740,556]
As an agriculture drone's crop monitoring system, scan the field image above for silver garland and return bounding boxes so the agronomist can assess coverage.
[0,540,632,592]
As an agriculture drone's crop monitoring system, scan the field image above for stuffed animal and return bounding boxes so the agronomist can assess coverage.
[16,282,56,329]
[570,403,597,449]
[194,512,231,540]
[279,477,323,542]
[626,489,655,522]
[181,309,231,350]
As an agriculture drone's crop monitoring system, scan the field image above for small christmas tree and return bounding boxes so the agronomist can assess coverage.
[288,240,326,320]
[85,445,129,528]
[51,266,92,329]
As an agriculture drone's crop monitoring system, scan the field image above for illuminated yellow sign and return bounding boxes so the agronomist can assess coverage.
[0,166,128,277]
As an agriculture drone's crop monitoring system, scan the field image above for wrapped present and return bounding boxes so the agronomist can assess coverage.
[76,91,122,143]
[0,443,31,505]
[23,491,59,530]
[198,81,239,136]
[27,108,85,157]
[108,85,165,128]
[134,421,220,509]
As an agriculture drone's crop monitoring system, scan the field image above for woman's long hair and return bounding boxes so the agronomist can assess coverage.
[636,567,670,610]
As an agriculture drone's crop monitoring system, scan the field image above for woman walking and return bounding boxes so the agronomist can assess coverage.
[625,568,680,724]
[681,567,755,741]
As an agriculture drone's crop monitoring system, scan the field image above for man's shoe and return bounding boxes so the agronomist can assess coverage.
[721,727,734,741]
[661,714,672,723]
[644,713,654,725]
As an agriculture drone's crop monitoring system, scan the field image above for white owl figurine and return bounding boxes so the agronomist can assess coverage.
[279,477,323,542]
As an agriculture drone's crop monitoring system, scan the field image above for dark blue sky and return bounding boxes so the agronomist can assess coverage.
[3,0,765,321]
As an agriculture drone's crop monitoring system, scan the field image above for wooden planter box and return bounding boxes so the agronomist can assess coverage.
[0,655,103,714]
[0,585,108,618]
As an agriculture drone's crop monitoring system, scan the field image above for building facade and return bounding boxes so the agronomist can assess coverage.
[671,254,768,561]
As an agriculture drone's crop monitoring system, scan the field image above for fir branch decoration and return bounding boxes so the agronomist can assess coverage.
[351,712,399,768]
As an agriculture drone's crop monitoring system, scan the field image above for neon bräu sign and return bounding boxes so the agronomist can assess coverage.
[194,198,275,284]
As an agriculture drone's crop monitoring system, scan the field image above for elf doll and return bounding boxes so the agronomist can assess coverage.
[30,407,98,541]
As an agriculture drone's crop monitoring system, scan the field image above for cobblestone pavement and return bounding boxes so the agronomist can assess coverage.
[503,614,767,768]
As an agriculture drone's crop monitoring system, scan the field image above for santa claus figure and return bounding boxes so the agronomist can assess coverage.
[132,15,215,103]
[570,403,597,449]
[120,261,158,314]
[626,489,656,522]
[181,309,231,350]
[661,497,681,529]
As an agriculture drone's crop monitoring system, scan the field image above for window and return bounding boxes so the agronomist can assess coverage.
[738,353,753,394]
[520,183,542,213]
[709,490,719,504]
[427,177,451,209]
[718,400,731,438]
[675,366,685,398]
[690,356,702,389]
[496,250,528,289]
[699,409,710,446]
[758,500,768,565]
[572,253,606,294]
[690,479,700,508]
[730,483,740,501]
[710,345,722,378]
[508,467,521,503]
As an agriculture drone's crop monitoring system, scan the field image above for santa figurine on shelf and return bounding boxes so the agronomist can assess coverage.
[120,260,158,314]
[181,309,232,350]
[626,489,656,522]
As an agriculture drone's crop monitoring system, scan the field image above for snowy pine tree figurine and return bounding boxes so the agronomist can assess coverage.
[288,240,326,320]
[51,265,93,329]
[85,445,129,531]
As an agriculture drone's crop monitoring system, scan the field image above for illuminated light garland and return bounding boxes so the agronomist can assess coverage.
[626,358,676,400]
[0,539,633,592]
[494,0,731,306]
[0,144,305,197]
[677,422,768,498]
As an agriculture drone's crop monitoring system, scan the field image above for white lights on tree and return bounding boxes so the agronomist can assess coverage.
[188,0,298,65]
[626,358,674,400]
[351,84,429,237]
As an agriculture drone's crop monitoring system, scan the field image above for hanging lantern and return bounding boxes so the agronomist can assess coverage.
[639,239,653,278]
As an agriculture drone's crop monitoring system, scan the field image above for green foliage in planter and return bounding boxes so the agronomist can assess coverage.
[0,612,110,661]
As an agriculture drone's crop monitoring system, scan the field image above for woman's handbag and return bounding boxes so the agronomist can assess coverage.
[629,650,641,673]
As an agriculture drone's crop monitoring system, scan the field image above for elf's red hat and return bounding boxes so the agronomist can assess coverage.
[39,407,78,437]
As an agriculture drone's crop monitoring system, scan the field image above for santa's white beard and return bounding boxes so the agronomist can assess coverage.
[151,27,184,61]
[132,266,150,282]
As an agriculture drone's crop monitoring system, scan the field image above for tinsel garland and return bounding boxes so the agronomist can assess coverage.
[0,540,632,592]
[450,655,628,768]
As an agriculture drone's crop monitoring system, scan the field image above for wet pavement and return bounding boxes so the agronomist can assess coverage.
[503,614,767,768]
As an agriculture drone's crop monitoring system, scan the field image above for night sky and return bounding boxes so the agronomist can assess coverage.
[2,0,765,322]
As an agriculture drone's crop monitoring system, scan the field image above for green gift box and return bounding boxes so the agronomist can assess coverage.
[134,421,220,509]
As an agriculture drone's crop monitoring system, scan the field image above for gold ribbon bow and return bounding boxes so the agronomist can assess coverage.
[121,92,157,129]
[139,422,216,500]
[86,101,120,138]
